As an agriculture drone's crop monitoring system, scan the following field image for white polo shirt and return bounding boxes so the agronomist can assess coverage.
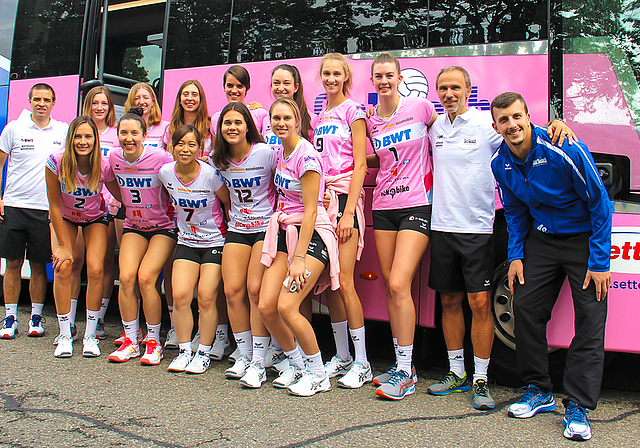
[0,110,68,210]
[428,107,502,234]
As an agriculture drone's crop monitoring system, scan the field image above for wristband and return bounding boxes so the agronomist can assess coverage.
[293,254,305,260]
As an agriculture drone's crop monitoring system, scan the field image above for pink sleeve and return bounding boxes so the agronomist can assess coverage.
[162,126,171,146]
[101,159,115,182]
[45,152,61,176]
[424,99,435,124]
[346,102,366,126]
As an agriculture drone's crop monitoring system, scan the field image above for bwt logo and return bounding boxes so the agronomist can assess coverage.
[610,230,640,274]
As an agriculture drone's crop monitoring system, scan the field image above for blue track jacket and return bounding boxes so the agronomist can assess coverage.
[490,124,612,271]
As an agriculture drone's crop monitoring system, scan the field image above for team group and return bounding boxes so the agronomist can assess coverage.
[0,52,612,441]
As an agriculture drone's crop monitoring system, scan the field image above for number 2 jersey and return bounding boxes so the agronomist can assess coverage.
[46,151,115,223]
[216,142,278,233]
[109,146,175,231]
[366,96,435,210]
[159,161,226,247]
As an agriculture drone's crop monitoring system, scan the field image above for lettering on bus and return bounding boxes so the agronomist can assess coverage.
[610,231,640,274]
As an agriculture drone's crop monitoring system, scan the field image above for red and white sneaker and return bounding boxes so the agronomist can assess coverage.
[140,340,163,365]
[108,338,140,362]
[114,328,142,346]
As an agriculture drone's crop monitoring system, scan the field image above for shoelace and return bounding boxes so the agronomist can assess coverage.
[1,316,16,327]
[387,370,409,386]
[517,385,542,403]
[475,380,489,396]
[567,404,589,424]
[31,315,45,325]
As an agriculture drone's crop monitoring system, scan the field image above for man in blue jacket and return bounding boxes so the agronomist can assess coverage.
[490,92,612,441]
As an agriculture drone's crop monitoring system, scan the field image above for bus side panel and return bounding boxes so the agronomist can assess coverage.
[8,75,79,124]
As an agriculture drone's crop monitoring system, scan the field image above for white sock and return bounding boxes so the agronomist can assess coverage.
[98,298,110,320]
[349,326,368,366]
[296,342,309,360]
[252,336,271,367]
[393,337,399,361]
[69,299,78,324]
[234,330,253,359]
[5,304,18,318]
[178,342,192,355]
[284,346,305,370]
[147,323,161,342]
[31,302,44,317]
[85,309,99,337]
[448,349,465,378]
[197,343,211,355]
[271,338,282,351]
[473,356,490,383]
[306,351,325,376]
[167,305,174,328]
[397,344,413,376]
[57,312,72,337]
[216,324,229,340]
[122,319,139,342]
[331,320,352,361]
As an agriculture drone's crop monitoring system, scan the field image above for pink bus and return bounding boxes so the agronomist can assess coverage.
[5,0,640,384]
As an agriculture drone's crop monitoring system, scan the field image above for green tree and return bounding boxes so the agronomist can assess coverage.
[123,46,149,83]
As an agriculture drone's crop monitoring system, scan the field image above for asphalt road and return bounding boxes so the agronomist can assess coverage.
[0,301,639,447]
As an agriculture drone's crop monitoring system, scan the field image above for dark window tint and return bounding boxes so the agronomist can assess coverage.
[10,0,84,80]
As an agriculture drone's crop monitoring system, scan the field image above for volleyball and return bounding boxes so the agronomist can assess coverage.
[399,68,429,98]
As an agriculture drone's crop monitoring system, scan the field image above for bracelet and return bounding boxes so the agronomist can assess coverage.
[293,254,305,260]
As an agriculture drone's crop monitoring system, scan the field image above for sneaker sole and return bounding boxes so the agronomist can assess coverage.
[0,333,17,339]
[108,353,140,362]
[185,368,209,374]
[225,371,245,379]
[140,357,163,366]
[508,401,557,419]
[28,331,45,337]
[375,385,416,400]
[239,379,265,389]
[54,352,72,358]
[427,385,470,396]
[96,335,107,340]
[288,385,331,397]
[338,376,373,389]
[83,351,100,358]
[164,344,178,349]
[563,426,591,441]
[473,401,496,410]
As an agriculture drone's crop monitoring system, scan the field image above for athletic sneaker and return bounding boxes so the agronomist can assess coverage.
[95,319,106,340]
[229,347,241,362]
[324,355,353,378]
[507,384,556,418]
[185,350,210,374]
[225,353,250,379]
[373,363,418,386]
[338,361,373,389]
[114,328,142,346]
[141,332,150,345]
[54,334,73,358]
[265,344,287,370]
[563,401,592,441]
[273,364,304,389]
[239,361,267,389]
[164,328,178,349]
[140,340,163,365]
[28,314,45,337]
[55,325,80,346]
[375,369,416,400]
[288,370,331,397]
[190,330,200,353]
[0,316,18,339]
[210,334,232,361]
[108,338,140,362]
[168,350,193,372]
[427,371,470,395]
[82,335,101,357]
[472,379,495,410]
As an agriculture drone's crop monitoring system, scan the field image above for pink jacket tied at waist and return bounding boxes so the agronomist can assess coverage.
[325,172,365,260]
[261,208,340,294]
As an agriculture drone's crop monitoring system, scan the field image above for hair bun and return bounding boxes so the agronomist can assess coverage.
[129,106,144,117]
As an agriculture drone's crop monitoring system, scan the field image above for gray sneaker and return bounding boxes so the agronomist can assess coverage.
[373,363,418,386]
[427,371,470,395]
[375,370,415,400]
[96,319,106,340]
[472,379,495,410]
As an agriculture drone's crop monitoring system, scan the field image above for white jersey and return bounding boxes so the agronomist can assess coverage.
[159,160,226,247]
[0,110,68,210]
[216,142,277,233]
[428,107,502,233]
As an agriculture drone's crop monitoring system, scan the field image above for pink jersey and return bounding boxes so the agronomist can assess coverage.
[98,127,119,158]
[211,107,268,136]
[366,96,435,210]
[46,151,115,223]
[143,121,170,149]
[159,161,225,247]
[162,126,213,158]
[262,111,317,149]
[109,147,175,230]
[217,142,278,233]
[313,99,366,176]
[274,139,324,215]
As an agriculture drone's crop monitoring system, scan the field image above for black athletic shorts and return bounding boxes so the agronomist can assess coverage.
[0,206,51,264]
[372,205,431,237]
[277,227,329,266]
[64,214,109,228]
[225,230,266,247]
[174,244,223,265]
[108,204,126,222]
[123,227,178,241]
[337,193,360,231]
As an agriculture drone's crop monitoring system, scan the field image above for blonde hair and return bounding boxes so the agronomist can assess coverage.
[124,83,162,126]
[82,86,117,128]
[269,97,302,136]
[167,80,211,153]
[60,116,102,193]
[320,53,353,96]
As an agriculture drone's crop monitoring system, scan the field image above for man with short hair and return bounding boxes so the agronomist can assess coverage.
[490,92,611,441]
[0,83,67,338]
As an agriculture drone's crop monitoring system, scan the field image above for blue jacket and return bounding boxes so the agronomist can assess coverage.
[490,124,612,271]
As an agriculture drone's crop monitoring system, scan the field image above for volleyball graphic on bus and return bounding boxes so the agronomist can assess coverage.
[398,68,429,98]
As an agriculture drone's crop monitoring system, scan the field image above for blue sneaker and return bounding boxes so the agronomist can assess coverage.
[0,316,18,339]
[563,401,592,441]
[28,314,45,337]
[507,384,556,418]
[375,369,415,400]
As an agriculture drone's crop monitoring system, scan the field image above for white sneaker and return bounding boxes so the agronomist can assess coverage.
[0,316,18,339]
[82,335,101,357]
[53,325,79,346]
[225,354,250,379]
[28,314,46,337]
[190,330,200,353]
[95,319,106,340]
[273,364,303,389]
[337,361,373,388]
[185,350,211,374]
[239,361,267,388]
[265,344,287,369]
[324,355,353,378]
[287,370,331,397]
[141,331,150,345]
[114,328,142,346]
[210,334,231,361]
[108,338,140,362]
[229,347,241,362]
[54,334,73,358]
[168,350,193,372]
[164,328,178,349]
[140,340,163,365]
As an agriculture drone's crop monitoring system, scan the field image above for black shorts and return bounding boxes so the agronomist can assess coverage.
[0,206,51,264]
[123,227,178,241]
[372,205,431,237]
[225,230,266,247]
[337,193,360,231]
[64,214,109,228]
[428,231,494,293]
[277,227,329,266]
[108,205,126,222]
[175,244,223,265]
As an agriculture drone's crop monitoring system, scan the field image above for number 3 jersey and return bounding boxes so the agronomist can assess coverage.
[46,151,115,223]
[366,96,435,210]
[159,160,226,247]
[216,142,277,233]
[109,146,175,231]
